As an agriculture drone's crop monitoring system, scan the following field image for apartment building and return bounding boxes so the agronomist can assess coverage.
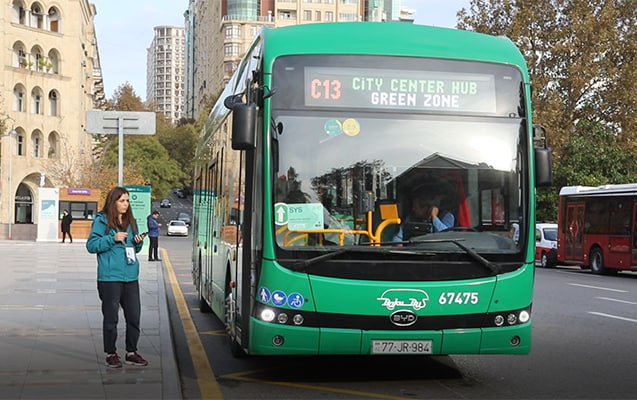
[184,0,406,121]
[146,26,186,125]
[0,0,104,240]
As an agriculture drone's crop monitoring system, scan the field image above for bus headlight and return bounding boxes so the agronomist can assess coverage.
[519,310,530,323]
[260,308,275,322]
[507,313,517,325]
[292,314,304,325]
[494,315,505,326]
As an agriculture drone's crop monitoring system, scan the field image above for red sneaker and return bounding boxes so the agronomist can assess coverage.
[105,353,122,368]
[125,351,148,366]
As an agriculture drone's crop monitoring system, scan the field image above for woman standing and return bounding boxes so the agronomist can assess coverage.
[86,186,148,368]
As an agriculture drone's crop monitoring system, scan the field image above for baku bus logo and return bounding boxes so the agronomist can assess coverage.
[377,289,429,311]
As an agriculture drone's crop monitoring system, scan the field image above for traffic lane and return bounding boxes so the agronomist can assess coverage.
[164,239,637,400]
[491,266,637,398]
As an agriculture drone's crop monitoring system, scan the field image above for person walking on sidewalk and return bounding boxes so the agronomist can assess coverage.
[61,209,73,243]
[147,210,161,261]
[86,186,149,368]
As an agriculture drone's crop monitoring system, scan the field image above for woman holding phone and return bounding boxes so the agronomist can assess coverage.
[86,186,148,368]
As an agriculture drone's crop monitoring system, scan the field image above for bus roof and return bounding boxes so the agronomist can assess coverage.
[560,183,637,197]
[261,22,529,80]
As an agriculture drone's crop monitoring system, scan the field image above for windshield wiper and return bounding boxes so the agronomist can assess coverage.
[280,247,434,271]
[403,238,500,275]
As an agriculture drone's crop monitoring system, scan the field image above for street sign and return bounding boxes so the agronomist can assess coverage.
[86,111,156,135]
[85,110,157,186]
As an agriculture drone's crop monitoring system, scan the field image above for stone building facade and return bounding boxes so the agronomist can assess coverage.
[0,0,104,240]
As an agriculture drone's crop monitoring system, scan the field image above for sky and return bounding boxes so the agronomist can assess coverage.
[92,0,470,102]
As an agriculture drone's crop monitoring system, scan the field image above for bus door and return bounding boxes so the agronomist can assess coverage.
[633,202,637,265]
[565,203,585,261]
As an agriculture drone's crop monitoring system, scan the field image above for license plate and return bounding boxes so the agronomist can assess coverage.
[371,340,433,354]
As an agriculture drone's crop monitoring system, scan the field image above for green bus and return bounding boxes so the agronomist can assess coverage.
[192,22,552,357]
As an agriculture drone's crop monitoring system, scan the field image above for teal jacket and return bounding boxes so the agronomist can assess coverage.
[86,212,144,282]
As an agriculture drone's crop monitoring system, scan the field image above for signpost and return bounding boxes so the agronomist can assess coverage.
[86,111,156,186]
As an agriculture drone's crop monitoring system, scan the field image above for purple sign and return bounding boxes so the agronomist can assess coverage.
[68,188,91,195]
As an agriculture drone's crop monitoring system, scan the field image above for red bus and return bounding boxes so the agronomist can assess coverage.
[557,184,637,274]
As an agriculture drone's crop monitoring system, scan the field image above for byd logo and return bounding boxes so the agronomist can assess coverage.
[390,310,418,327]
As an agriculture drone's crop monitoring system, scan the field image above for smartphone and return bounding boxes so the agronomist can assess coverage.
[139,232,148,238]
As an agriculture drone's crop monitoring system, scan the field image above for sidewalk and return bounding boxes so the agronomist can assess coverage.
[0,241,181,400]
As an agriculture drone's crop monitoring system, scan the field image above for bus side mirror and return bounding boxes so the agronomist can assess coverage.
[535,147,553,187]
[533,124,552,187]
[231,103,257,150]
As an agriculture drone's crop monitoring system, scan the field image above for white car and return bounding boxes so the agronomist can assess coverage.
[167,220,188,236]
[535,223,558,267]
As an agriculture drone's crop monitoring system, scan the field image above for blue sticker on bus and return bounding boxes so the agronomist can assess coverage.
[287,292,304,309]
[271,290,287,306]
[258,287,271,304]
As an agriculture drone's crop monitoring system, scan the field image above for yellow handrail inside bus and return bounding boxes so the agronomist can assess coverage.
[278,203,401,246]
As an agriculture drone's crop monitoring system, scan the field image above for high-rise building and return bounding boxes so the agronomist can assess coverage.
[184,0,407,121]
[0,0,104,240]
[146,26,186,124]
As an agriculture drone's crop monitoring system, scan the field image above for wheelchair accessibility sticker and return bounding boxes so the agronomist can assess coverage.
[287,292,304,309]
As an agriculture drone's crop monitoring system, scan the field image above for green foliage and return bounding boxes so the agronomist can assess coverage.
[536,120,637,221]
[156,123,197,185]
[458,0,637,220]
[96,82,196,199]
[101,136,188,200]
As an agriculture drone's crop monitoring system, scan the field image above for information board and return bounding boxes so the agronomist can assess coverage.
[305,66,497,113]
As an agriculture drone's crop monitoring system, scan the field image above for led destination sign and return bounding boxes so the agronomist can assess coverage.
[304,67,497,113]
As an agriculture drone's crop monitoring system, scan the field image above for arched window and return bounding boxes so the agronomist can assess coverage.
[47,49,60,74]
[48,132,59,159]
[48,90,59,116]
[13,84,26,112]
[12,41,28,68]
[31,87,44,115]
[30,3,44,29]
[16,131,25,156]
[12,0,27,24]
[31,130,43,158]
[30,45,43,72]
[47,7,61,32]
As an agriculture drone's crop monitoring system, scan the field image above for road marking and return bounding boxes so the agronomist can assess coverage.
[567,283,627,293]
[222,370,412,400]
[588,312,637,324]
[596,297,637,305]
[201,330,227,336]
[163,249,224,399]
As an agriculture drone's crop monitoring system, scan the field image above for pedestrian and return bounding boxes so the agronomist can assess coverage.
[61,209,73,243]
[147,210,161,261]
[86,186,149,368]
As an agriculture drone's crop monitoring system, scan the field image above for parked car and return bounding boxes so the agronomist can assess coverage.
[177,212,191,225]
[160,199,172,208]
[167,220,188,236]
[536,223,558,267]
[175,189,186,199]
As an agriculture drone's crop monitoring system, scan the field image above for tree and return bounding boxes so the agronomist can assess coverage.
[536,120,637,221]
[107,82,145,111]
[100,136,188,200]
[156,123,197,185]
[457,0,637,219]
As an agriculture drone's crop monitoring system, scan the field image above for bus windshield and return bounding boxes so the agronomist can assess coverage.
[270,55,526,263]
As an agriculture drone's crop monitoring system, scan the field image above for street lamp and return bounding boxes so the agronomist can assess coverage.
[1,129,17,240]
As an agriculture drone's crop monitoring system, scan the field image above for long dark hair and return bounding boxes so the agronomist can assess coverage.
[101,186,138,234]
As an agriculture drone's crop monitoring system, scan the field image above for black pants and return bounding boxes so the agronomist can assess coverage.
[148,236,159,260]
[62,231,72,243]
[97,280,141,354]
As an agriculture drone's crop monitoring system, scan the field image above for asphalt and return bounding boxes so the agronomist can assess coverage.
[0,240,181,400]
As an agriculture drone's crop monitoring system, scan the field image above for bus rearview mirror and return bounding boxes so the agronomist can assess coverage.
[232,103,257,150]
[535,147,553,187]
